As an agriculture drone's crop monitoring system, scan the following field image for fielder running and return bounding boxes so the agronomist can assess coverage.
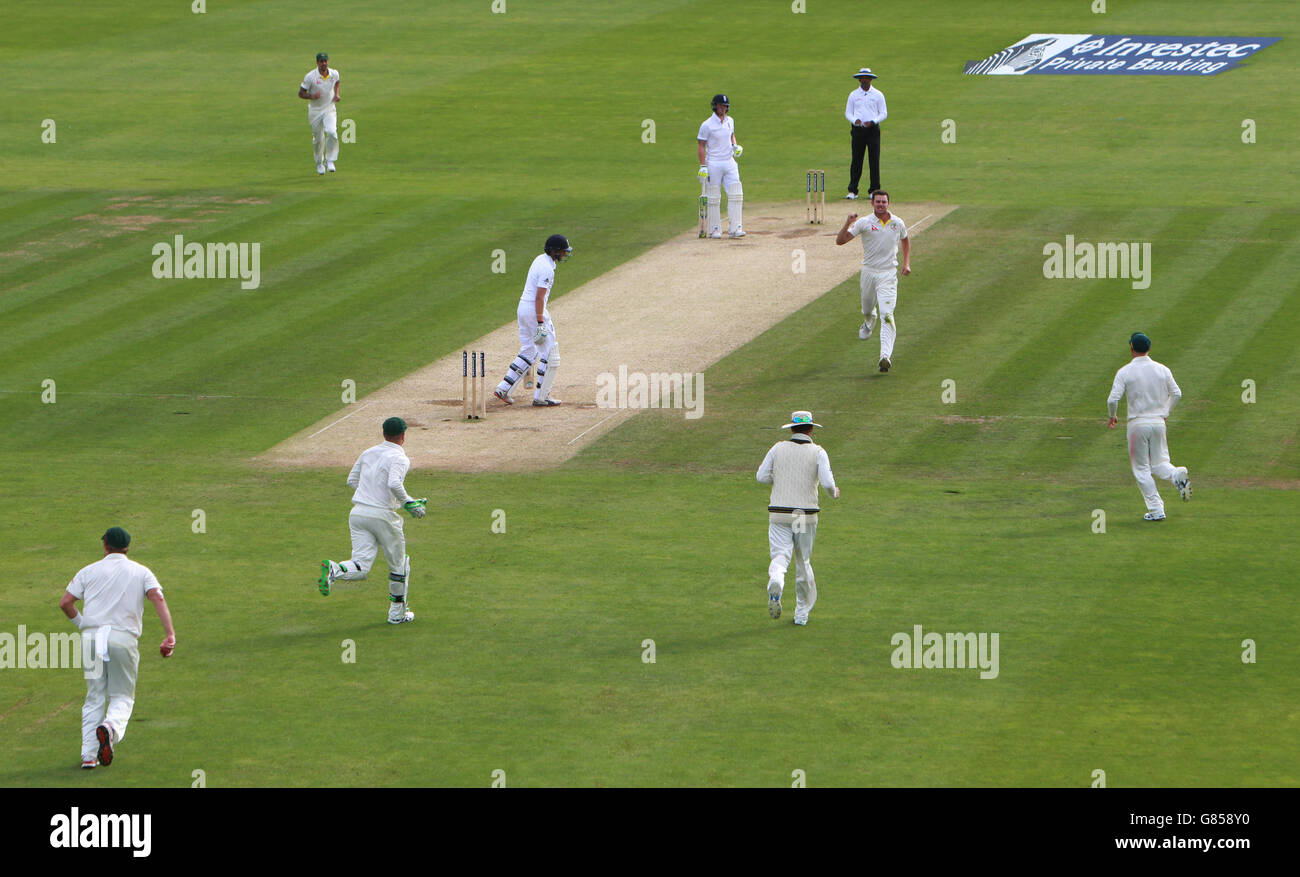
[697,94,745,239]
[493,234,571,407]
[298,52,341,175]
[59,527,177,769]
[1107,332,1191,521]
[836,190,910,372]
[318,417,426,623]
[756,411,839,626]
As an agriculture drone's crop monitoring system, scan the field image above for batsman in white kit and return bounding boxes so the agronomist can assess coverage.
[697,93,745,239]
[298,51,341,175]
[318,417,427,623]
[836,190,910,372]
[1107,332,1191,521]
[493,234,571,407]
[756,411,839,625]
[59,527,177,769]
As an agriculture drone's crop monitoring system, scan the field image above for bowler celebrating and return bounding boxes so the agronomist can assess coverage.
[298,52,341,175]
[1107,332,1191,521]
[836,190,910,372]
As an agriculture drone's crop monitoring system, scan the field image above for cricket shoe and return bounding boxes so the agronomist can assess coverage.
[493,389,512,405]
[316,163,326,175]
[95,725,114,766]
[709,231,723,239]
[768,593,782,619]
[1143,512,1166,522]
[845,192,859,200]
[859,317,875,340]
[729,228,746,238]
[793,617,808,626]
[326,161,336,173]
[387,602,415,624]
[879,356,891,373]
[532,397,562,407]
[1174,468,1192,501]
[318,560,338,596]
[81,759,97,770]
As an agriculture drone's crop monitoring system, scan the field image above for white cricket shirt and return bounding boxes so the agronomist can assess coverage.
[301,68,340,118]
[757,435,837,512]
[348,440,414,510]
[845,86,887,125]
[697,113,735,162]
[518,253,557,308]
[66,553,162,639]
[850,212,908,270]
[1108,356,1182,424]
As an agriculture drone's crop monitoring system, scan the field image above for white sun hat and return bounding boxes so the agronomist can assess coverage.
[853,67,878,79]
[780,411,822,429]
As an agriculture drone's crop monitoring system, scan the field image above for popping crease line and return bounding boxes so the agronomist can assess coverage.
[307,400,376,438]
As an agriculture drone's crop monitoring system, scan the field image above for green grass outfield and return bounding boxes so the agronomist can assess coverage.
[1,1,1296,786]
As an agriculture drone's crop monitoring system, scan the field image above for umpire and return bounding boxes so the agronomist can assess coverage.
[844,67,887,199]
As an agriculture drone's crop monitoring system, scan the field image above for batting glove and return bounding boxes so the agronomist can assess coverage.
[697,164,709,179]
[403,499,428,519]
[533,325,549,345]
[732,144,743,159]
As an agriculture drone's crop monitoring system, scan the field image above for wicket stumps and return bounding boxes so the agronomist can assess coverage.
[462,350,487,420]
[806,170,825,224]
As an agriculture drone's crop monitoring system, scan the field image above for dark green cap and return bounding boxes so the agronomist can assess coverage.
[103,527,131,549]
[1129,332,1151,353]
[383,416,407,437]
[316,52,329,62]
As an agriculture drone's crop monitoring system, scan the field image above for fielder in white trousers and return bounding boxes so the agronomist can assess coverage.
[768,513,820,622]
[61,527,176,768]
[312,110,339,166]
[80,629,140,763]
[1126,421,1183,516]
[1107,333,1190,520]
[860,269,898,361]
[756,411,839,625]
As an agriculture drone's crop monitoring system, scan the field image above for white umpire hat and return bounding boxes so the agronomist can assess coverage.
[853,67,878,79]
[780,410,822,429]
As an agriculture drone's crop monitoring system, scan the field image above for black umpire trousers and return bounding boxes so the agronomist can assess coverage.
[848,124,881,196]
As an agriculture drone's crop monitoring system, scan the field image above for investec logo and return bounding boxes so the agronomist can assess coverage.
[0,625,102,678]
[151,234,261,289]
[1042,236,1151,290]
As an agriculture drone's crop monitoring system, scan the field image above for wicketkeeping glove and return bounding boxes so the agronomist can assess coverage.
[404,499,428,519]
[697,164,709,179]
[533,325,549,345]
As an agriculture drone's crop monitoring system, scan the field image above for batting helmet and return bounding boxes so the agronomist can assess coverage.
[711,93,730,109]
[545,234,572,262]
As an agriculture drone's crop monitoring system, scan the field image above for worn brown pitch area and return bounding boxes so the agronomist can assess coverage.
[256,201,955,472]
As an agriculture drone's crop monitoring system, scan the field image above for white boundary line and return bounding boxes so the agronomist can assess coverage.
[308,400,376,439]
[566,413,616,446]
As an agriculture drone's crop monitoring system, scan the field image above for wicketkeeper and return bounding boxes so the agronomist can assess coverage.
[318,417,425,624]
